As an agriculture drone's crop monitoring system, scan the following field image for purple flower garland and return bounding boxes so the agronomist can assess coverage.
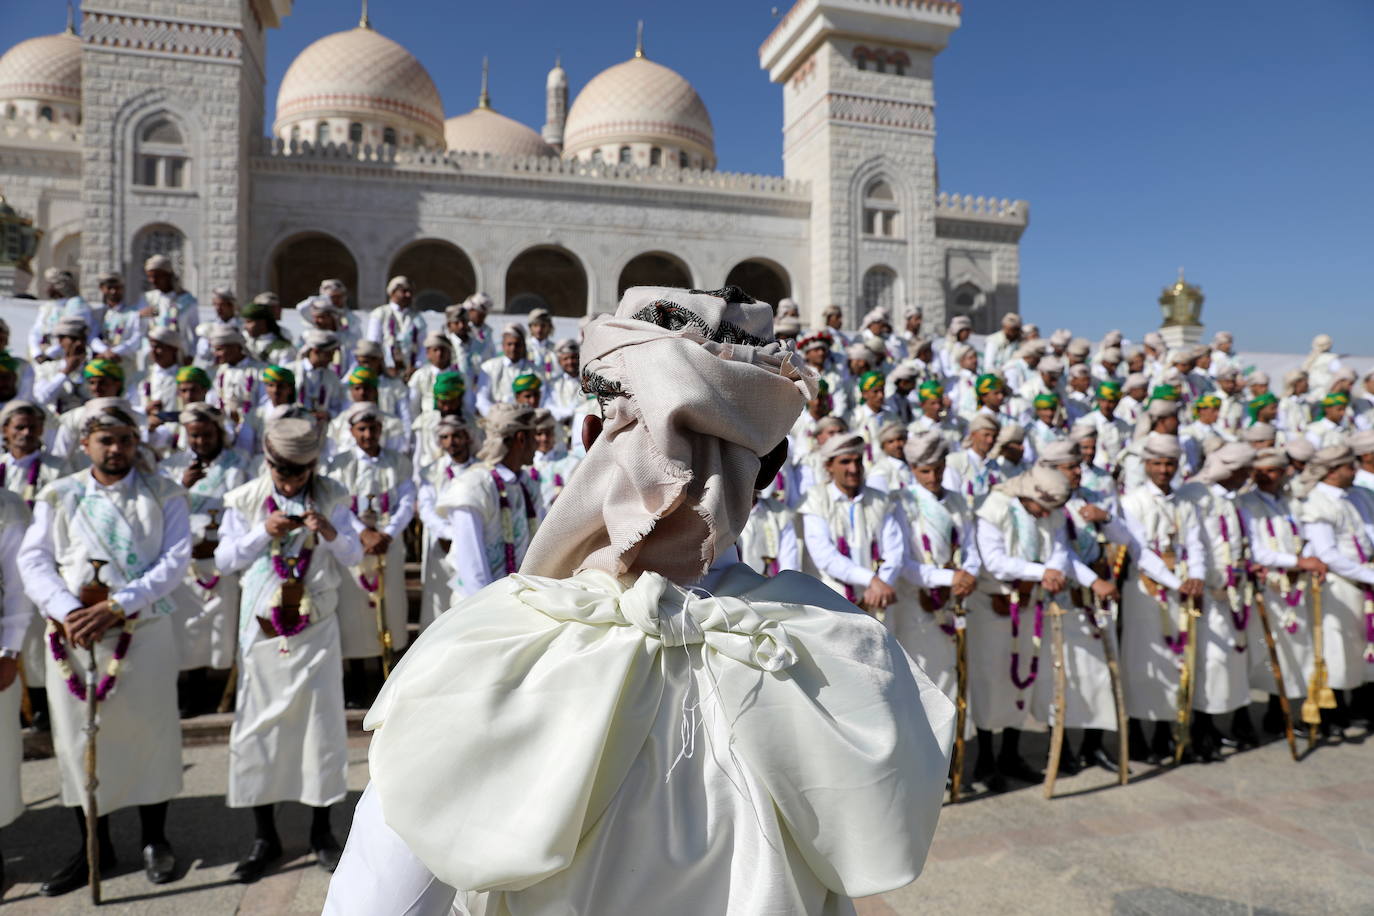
[264,495,313,638]
[1008,593,1043,708]
[835,535,882,606]
[1217,514,1252,652]
[50,613,140,701]
[490,471,535,575]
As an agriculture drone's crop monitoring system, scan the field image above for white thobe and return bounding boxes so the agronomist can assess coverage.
[1300,482,1374,689]
[0,492,30,828]
[439,464,540,599]
[1240,488,1314,698]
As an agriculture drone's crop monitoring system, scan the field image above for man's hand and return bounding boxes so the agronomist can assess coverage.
[1090,579,1119,603]
[1041,569,1067,594]
[359,528,390,555]
[63,349,85,375]
[0,657,17,692]
[1078,505,1110,524]
[863,576,897,611]
[66,601,122,649]
[1180,577,1205,599]
[1297,556,1328,581]
[265,511,300,539]
[302,510,337,542]
[139,305,157,319]
[182,463,205,489]
[951,569,978,598]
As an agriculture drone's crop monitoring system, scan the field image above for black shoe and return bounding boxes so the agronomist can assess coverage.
[143,842,176,884]
[231,838,282,884]
[984,771,1009,794]
[39,848,117,897]
[1089,746,1130,774]
[998,756,1043,782]
[1056,753,1082,777]
[311,834,343,873]
[1321,721,1346,742]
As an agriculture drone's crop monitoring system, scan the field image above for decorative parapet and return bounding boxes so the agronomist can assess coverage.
[0,120,82,148]
[83,9,244,61]
[252,137,811,199]
[761,0,963,60]
[935,192,1027,223]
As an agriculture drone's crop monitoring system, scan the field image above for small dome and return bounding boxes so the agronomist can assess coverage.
[0,31,81,104]
[563,56,714,166]
[275,26,444,144]
[445,107,555,159]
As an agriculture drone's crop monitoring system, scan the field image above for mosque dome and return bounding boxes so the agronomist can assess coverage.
[274,24,445,148]
[0,30,82,106]
[563,50,715,169]
[445,106,555,159]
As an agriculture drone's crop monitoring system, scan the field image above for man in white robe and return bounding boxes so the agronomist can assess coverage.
[292,329,348,420]
[327,284,953,916]
[475,324,540,415]
[944,413,1001,504]
[29,268,95,363]
[365,276,426,378]
[415,416,474,631]
[215,416,363,882]
[20,398,191,895]
[0,486,30,892]
[529,408,580,515]
[90,271,145,366]
[406,330,458,419]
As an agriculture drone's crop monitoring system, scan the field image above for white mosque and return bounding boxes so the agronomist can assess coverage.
[0,0,1027,330]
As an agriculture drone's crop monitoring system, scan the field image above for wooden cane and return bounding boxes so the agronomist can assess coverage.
[1043,602,1069,800]
[1251,585,1299,762]
[16,655,32,726]
[217,663,238,714]
[1173,595,1201,766]
[376,550,394,680]
[949,603,968,803]
[84,647,101,905]
[1302,573,1336,748]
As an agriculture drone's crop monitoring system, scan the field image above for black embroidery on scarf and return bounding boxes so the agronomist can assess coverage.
[630,289,772,348]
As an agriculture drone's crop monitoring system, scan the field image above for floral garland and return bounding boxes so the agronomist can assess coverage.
[491,470,536,575]
[1351,537,1374,663]
[0,455,42,509]
[1009,588,1044,708]
[918,529,961,637]
[835,534,881,606]
[264,495,315,649]
[1261,515,1304,633]
[353,492,392,591]
[48,613,140,702]
[1216,513,1252,652]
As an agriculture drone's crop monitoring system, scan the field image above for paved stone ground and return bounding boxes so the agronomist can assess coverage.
[3,722,1371,915]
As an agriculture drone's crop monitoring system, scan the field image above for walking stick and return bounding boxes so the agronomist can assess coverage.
[1093,597,1130,785]
[949,602,968,803]
[375,551,394,679]
[1173,594,1201,765]
[16,655,32,726]
[1251,583,1298,762]
[84,646,101,905]
[216,663,238,714]
[1302,573,1336,747]
[1043,601,1069,800]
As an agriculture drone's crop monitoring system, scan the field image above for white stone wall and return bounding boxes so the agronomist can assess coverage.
[0,126,83,293]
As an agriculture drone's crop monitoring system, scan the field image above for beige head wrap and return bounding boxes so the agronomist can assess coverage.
[0,399,42,431]
[998,465,1070,509]
[990,421,1025,460]
[1242,422,1276,444]
[1253,447,1287,469]
[1066,337,1091,358]
[1099,346,1122,364]
[1036,438,1080,467]
[1068,420,1097,444]
[532,407,557,431]
[344,401,384,427]
[1284,436,1315,464]
[1142,331,1164,350]
[143,254,174,274]
[815,416,847,436]
[178,402,223,427]
[146,325,183,350]
[209,323,245,348]
[1123,371,1148,390]
[302,328,340,351]
[1349,429,1374,457]
[1036,355,1064,374]
[1295,443,1354,497]
[81,397,139,433]
[423,330,451,350]
[320,278,347,295]
[1001,313,1022,328]
[965,413,1000,441]
[877,421,907,444]
[1140,433,1182,461]
[1283,369,1307,396]
[1248,370,1270,388]
[355,340,383,359]
[265,416,323,465]
[476,403,537,465]
[1197,442,1256,485]
[520,286,815,585]
[904,431,949,467]
[54,316,87,338]
[1049,328,1072,348]
[387,276,412,296]
[818,432,866,463]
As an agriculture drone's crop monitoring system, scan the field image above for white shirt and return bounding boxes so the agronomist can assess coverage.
[0,507,27,650]
[1303,482,1374,585]
[214,483,363,582]
[800,484,904,588]
[343,447,418,541]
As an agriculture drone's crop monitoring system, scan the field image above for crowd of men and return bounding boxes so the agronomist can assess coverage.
[0,259,1372,899]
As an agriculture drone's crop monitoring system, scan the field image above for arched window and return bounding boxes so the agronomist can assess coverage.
[650,147,662,167]
[349,122,363,143]
[39,106,53,121]
[290,125,300,143]
[134,114,191,189]
[315,122,329,145]
[618,146,632,164]
[590,148,604,164]
[853,47,869,71]
[862,179,899,237]
[861,266,898,313]
[889,51,910,77]
[679,151,690,169]
[383,127,397,146]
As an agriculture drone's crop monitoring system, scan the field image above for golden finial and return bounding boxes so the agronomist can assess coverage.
[359,0,371,29]
[634,20,645,58]
[478,57,491,109]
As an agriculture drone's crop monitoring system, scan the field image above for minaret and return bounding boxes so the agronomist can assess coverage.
[542,54,567,153]
[360,0,371,29]
[479,57,492,109]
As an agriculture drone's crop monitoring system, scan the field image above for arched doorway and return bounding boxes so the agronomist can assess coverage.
[724,258,790,309]
[52,233,81,288]
[131,223,191,301]
[269,233,359,309]
[388,240,477,312]
[617,251,692,297]
[505,246,587,317]
[861,265,899,313]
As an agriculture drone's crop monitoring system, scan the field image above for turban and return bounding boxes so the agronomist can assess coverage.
[320,279,347,295]
[1253,447,1287,469]
[0,399,42,429]
[845,342,876,363]
[904,431,949,467]
[265,417,323,466]
[476,403,538,465]
[555,338,579,355]
[947,315,972,334]
[1211,331,1233,348]
[1036,439,1081,467]
[991,422,1025,461]
[387,276,412,295]
[355,340,383,359]
[1332,367,1358,384]
[798,333,830,354]
[1350,429,1374,457]
[858,371,885,393]
[528,308,553,325]
[1284,436,1315,463]
[305,295,335,314]
[776,297,799,317]
[83,358,124,382]
[143,254,174,273]
[253,292,280,308]
[1096,379,1122,400]
[1242,422,1276,444]
[1099,346,1122,364]
[1101,330,1123,347]
[436,415,470,437]
[502,323,526,340]
[301,328,340,351]
[1067,364,1090,379]
[345,401,383,426]
[862,308,887,328]
[261,365,294,386]
[1282,369,1307,396]
[1214,365,1240,381]
[998,465,1070,510]
[422,330,451,350]
[815,416,847,436]
[1310,334,1333,354]
[146,325,183,350]
[966,413,1000,437]
[1001,313,1022,328]
[44,268,78,296]
[347,366,380,388]
[512,373,542,394]
[1321,391,1350,408]
[521,285,815,585]
[209,323,245,347]
[466,292,493,312]
[1036,355,1064,374]
[1016,340,1047,361]
[532,408,557,431]
[211,286,236,302]
[1197,442,1256,484]
[1033,392,1060,410]
[1068,420,1097,444]
[178,402,224,427]
[1143,331,1164,349]
[1149,384,1181,403]
[821,304,843,318]
[1123,372,1148,390]
[241,301,272,320]
[1248,370,1269,387]
[177,366,212,388]
[1049,329,1072,348]
[445,303,467,321]
[1294,444,1355,497]
[1147,399,1181,421]
[54,316,87,338]
[1022,323,1040,337]
[81,397,140,434]
[950,342,976,365]
[433,371,466,398]
[1246,392,1278,420]
[1140,433,1183,460]
[1194,394,1222,411]
[774,316,801,337]
[877,421,907,444]
[96,270,122,285]
[818,432,866,463]
[889,363,919,384]
[1066,337,1091,357]
[1166,348,1191,365]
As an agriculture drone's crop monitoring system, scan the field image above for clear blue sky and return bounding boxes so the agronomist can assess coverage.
[9,1,1373,352]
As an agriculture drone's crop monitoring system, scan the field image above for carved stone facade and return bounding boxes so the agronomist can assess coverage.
[0,0,1026,327]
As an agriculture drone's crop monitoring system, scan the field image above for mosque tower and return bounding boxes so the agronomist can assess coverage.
[542,56,568,153]
[759,0,960,328]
